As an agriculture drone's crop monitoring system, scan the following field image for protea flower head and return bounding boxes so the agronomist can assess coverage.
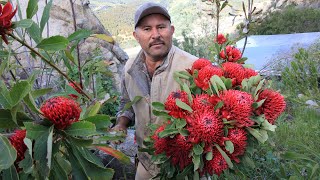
[219,45,242,62]
[215,34,227,44]
[222,62,246,87]
[220,90,254,127]
[9,129,27,164]
[165,134,193,170]
[186,109,224,144]
[194,65,223,90]
[203,149,229,176]
[226,128,247,163]
[191,94,216,111]
[152,124,170,154]
[0,2,17,44]
[40,96,81,129]
[164,90,190,119]
[190,58,212,74]
[255,89,286,124]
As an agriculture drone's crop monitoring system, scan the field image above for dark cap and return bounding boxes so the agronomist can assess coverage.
[134,2,171,28]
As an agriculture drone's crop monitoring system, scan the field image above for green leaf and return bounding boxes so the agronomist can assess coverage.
[10,80,31,107]
[47,127,54,170]
[211,80,220,96]
[175,99,192,113]
[192,155,201,171]
[193,171,200,180]
[252,99,266,109]
[182,83,193,104]
[220,0,229,10]
[51,157,68,180]
[87,102,102,117]
[120,96,142,113]
[96,146,131,165]
[2,165,19,180]
[34,126,53,178]
[214,143,233,169]
[205,151,213,160]
[223,78,233,89]
[225,140,234,154]
[23,93,41,114]
[24,122,50,139]
[0,81,12,108]
[27,22,42,43]
[36,36,69,51]
[82,115,111,129]
[261,119,277,132]
[0,135,17,170]
[19,138,33,173]
[176,164,193,179]
[175,119,187,129]
[214,101,224,110]
[282,152,314,162]
[27,0,39,19]
[173,72,184,86]
[0,109,15,128]
[211,75,227,91]
[31,88,52,98]
[158,129,179,138]
[68,136,93,147]
[68,29,92,41]
[65,121,97,136]
[193,144,203,155]
[152,110,171,119]
[179,129,189,136]
[64,49,76,64]
[95,132,126,142]
[152,102,165,110]
[254,79,265,101]
[40,0,53,33]
[93,34,114,44]
[14,19,33,28]
[246,127,268,143]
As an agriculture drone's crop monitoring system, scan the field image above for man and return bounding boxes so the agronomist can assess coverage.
[113,2,198,179]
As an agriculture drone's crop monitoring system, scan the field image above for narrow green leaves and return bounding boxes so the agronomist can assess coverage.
[14,19,33,28]
[27,0,39,19]
[65,121,97,136]
[0,135,17,170]
[40,0,53,33]
[36,36,69,51]
[68,29,93,42]
[175,99,192,113]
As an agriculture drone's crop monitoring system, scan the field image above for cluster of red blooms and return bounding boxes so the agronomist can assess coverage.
[40,96,81,129]
[151,34,286,177]
[0,2,17,44]
[9,129,27,168]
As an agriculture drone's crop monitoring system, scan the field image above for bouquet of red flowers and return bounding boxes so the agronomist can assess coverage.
[143,34,286,179]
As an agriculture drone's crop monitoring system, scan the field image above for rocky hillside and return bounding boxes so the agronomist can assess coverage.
[90,0,320,49]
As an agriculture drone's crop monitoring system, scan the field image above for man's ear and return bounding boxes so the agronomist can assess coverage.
[171,25,175,34]
[133,31,139,42]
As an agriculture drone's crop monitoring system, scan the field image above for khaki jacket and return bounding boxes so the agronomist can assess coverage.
[122,46,197,175]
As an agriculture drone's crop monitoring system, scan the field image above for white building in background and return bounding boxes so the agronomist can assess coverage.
[236,32,320,73]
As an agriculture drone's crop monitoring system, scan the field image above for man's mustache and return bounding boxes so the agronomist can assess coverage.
[149,40,165,47]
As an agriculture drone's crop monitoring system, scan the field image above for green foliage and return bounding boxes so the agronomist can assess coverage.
[251,6,320,35]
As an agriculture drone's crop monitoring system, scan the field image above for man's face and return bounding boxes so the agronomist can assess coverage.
[133,14,175,62]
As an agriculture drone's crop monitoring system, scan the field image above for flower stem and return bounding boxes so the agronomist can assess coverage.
[8,33,92,100]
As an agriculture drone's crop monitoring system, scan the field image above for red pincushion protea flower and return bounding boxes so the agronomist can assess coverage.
[203,149,229,176]
[244,68,258,79]
[40,96,81,129]
[152,124,170,154]
[195,65,224,90]
[215,34,227,44]
[255,89,286,124]
[190,58,212,74]
[164,90,190,119]
[9,129,27,164]
[166,134,193,170]
[219,46,242,62]
[0,2,17,44]
[222,62,246,86]
[68,81,83,99]
[192,94,217,110]
[186,109,224,144]
[227,128,247,163]
[220,90,254,127]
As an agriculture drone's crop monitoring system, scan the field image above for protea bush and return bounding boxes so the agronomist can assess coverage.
[0,1,128,179]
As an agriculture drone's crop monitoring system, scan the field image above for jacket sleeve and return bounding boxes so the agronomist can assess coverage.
[116,71,135,125]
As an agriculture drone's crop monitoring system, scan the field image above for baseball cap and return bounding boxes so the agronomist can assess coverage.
[134,2,171,28]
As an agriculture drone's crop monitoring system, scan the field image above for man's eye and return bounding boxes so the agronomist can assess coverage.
[144,28,151,31]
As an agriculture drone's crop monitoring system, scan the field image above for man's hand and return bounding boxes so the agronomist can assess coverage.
[111,116,130,144]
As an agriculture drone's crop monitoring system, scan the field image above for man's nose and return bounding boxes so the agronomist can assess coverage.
[151,28,160,39]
